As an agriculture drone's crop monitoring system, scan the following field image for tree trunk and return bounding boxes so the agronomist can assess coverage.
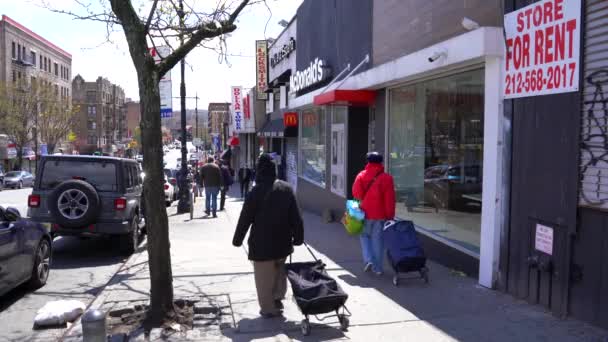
[138,64,174,324]
[15,147,23,170]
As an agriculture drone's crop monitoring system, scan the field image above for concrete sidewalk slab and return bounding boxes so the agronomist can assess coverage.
[62,188,608,341]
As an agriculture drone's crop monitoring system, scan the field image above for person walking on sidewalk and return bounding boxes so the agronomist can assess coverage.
[232,153,304,318]
[352,152,396,276]
[238,164,253,198]
[199,157,223,217]
[219,160,233,211]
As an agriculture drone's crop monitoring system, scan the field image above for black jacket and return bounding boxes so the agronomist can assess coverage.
[232,179,304,261]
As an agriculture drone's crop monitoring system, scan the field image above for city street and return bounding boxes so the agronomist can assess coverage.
[0,188,130,342]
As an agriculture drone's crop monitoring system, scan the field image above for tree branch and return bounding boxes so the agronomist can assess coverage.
[144,0,160,33]
[157,0,250,77]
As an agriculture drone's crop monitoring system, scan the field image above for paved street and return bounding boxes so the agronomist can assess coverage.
[0,188,131,342]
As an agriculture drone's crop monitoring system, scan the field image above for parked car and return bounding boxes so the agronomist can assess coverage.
[0,166,4,190]
[27,155,145,255]
[0,206,52,297]
[164,175,175,207]
[3,171,35,189]
[163,168,179,201]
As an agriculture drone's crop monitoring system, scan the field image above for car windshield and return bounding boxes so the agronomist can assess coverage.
[41,160,118,191]
[5,171,22,177]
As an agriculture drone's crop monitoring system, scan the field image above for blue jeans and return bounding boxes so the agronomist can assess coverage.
[205,186,220,214]
[360,220,385,273]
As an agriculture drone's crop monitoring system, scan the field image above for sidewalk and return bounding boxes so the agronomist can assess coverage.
[63,188,608,341]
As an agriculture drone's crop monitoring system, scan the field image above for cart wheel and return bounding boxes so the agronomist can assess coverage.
[392,275,399,287]
[339,315,349,331]
[301,319,311,336]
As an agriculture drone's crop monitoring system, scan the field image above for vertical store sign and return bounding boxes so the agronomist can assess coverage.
[231,86,244,135]
[150,46,173,117]
[256,40,268,100]
[503,0,581,99]
[242,93,255,133]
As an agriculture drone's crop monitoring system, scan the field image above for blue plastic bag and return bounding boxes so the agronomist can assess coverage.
[346,200,365,221]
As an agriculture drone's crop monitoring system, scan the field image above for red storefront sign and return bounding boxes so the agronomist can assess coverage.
[284,112,298,127]
[503,0,581,99]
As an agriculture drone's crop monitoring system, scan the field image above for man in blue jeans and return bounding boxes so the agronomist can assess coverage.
[199,157,223,217]
[352,152,396,275]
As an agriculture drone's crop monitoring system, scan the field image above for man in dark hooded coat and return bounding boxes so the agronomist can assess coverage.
[232,153,304,318]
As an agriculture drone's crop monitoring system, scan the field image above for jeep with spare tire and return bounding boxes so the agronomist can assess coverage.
[27,155,145,255]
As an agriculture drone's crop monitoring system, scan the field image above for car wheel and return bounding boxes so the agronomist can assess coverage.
[48,180,101,228]
[28,239,51,289]
[119,216,140,255]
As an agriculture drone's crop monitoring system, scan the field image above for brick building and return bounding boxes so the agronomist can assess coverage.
[71,75,126,155]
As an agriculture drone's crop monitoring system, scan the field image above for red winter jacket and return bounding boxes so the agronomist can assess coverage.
[352,163,396,220]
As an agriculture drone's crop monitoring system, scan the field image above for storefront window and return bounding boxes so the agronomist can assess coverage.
[388,69,484,253]
[300,107,326,187]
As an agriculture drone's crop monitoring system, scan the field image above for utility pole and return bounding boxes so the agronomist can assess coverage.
[195,93,198,150]
[176,0,189,213]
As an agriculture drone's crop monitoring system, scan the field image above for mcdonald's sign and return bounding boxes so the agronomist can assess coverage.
[284,112,298,127]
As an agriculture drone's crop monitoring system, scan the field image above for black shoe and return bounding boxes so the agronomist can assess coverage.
[205,211,210,216]
[213,213,217,218]
[260,310,282,319]
[274,300,284,310]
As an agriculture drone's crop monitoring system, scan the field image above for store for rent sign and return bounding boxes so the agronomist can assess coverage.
[504,0,580,99]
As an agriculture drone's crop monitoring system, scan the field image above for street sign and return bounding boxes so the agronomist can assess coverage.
[150,46,173,117]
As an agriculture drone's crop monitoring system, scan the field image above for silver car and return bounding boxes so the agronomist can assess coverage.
[3,171,34,189]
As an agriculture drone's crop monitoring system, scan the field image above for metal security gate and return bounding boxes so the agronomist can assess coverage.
[568,0,608,328]
[579,0,608,208]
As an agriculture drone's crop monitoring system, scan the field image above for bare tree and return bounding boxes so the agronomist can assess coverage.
[45,0,259,325]
[38,88,78,154]
[0,82,37,169]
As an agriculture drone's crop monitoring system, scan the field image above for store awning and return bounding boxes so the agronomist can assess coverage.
[257,119,285,138]
[313,89,376,106]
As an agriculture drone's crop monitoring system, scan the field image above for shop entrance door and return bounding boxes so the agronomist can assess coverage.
[331,123,346,197]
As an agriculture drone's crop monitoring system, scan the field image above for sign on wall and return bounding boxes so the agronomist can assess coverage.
[535,223,554,255]
[150,46,173,117]
[289,58,332,95]
[284,112,298,127]
[271,37,296,68]
[231,86,244,135]
[256,40,268,100]
[503,0,581,99]
[241,92,255,133]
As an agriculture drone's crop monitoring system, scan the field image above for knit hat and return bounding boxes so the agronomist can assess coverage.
[366,152,383,164]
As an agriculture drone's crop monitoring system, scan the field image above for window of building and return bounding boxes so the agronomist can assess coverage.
[55,84,59,96]
[86,91,96,103]
[22,46,25,60]
[43,57,46,71]
[11,42,16,59]
[30,51,36,67]
[12,70,16,83]
[299,107,327,187]
[66,67,70,80]
[17,43,21,60]
[54,63,58,76]
[17,71,21,80]
[40,55,43,69]
[387,68,485,253]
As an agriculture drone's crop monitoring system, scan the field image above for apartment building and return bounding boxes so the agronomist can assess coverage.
[71,75,126,155]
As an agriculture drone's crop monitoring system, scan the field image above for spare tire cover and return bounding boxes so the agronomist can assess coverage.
[48,180,101,228]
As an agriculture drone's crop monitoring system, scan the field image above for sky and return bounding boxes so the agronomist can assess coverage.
[1,0,302,109]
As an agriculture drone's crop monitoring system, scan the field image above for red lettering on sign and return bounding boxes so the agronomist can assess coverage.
[543,1,554,23]
[545,25,554,63]
[554,22,565,61]
[535,29,544,64]
[566,19,576,58]
[555,0,564,20]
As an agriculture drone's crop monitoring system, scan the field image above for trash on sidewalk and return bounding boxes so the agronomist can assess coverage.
[34,300,86,328]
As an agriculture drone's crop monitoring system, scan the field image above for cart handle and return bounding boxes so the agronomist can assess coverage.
[289,242,319,264]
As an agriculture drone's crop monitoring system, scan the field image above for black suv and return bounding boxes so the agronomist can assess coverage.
[27,155,145,254]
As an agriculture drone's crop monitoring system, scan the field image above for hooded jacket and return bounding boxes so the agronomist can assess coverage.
[352,162,396,220]
[232,156,304,261]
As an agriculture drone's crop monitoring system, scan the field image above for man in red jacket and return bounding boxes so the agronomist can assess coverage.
[352,152,396,275]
